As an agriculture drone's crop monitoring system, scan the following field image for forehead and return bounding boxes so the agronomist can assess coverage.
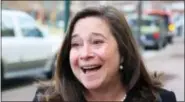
[72,16,112,37]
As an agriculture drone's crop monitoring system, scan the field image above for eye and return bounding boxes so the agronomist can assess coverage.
[71,43,80,48]
[93,40,104,45]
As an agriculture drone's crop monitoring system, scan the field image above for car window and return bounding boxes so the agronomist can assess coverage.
[143,20,153,26]
[18,15,43,38]
[129,19,159,27]
[1,15,15,37]
[21,27,43,37]
[158,18,167,33]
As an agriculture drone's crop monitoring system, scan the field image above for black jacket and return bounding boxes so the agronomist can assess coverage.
[157,88,177,102]
[33,88,177,102]
[123,88,177,102]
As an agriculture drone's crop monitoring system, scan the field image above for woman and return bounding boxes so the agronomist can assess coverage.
[33,6,176,102]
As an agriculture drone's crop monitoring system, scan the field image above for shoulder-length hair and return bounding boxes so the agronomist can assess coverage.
[41,6,160,102]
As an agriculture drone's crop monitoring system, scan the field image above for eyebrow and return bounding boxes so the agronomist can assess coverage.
[71,32,107,40]
[91,32,107,39]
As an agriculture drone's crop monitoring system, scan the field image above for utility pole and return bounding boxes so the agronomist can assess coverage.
[137,1,142,46]
[64,0,70,33]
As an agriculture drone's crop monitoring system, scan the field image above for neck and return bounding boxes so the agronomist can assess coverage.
[85,75,126,101]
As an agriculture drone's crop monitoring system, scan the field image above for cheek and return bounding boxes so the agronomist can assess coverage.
[96,44,120,67]
[96,48,106,58]
[70,50,79,69]
[95,45,115,59]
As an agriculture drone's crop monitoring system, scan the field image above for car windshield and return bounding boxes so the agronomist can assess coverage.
[129,19,158,27]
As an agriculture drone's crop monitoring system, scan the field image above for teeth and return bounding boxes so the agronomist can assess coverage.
[82,65,99,69]
[80,65,101,74]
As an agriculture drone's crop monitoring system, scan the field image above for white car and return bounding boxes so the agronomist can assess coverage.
[1,9,63,80]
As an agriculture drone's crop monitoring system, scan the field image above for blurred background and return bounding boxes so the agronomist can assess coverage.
[1,1,184,101]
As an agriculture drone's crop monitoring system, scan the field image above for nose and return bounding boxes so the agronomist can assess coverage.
[79,44,94,61]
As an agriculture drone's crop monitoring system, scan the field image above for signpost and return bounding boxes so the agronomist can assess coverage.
[137,1,142,46]
[64,0,70,33]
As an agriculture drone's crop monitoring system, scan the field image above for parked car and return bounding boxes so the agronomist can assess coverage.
[1,9,62,80]
[126,14,168,50]
[144,9,175,44]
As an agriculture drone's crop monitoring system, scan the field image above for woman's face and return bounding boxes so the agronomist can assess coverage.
[70,16,121,90]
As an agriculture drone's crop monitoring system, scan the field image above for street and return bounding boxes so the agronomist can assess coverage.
[2,37,184,101]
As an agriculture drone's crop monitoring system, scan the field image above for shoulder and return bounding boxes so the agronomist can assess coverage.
[33,87,48,102]
[32,81,57,102]
[33,85,63,102]
[157,88,177,102]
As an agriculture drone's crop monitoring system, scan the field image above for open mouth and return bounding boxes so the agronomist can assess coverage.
[80,65,102,74]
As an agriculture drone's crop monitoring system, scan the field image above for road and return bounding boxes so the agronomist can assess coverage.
[2,37,184,101]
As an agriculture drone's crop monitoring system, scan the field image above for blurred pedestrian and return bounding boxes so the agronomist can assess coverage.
[33,6,177,102]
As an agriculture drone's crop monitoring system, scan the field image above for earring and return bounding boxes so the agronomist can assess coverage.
[120,65,123,70]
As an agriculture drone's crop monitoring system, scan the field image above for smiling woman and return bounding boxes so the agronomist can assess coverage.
[70,16,123,97]
[33,6,177,102]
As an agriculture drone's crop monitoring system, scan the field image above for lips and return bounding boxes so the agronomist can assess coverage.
[80,65,102,74]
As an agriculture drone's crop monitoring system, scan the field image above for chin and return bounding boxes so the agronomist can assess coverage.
[82,79,103,90]
[84,83,101,90]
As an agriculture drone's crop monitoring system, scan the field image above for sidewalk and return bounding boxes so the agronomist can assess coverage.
[143,37,184,101]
